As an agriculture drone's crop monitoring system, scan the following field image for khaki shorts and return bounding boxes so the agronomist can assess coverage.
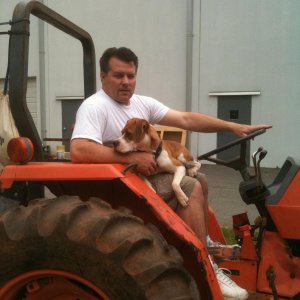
[147,172,201,210]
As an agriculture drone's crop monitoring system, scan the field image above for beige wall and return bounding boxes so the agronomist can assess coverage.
[1,0,299,167]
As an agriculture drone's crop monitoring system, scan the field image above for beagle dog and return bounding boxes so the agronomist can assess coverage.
[114,118,201,207]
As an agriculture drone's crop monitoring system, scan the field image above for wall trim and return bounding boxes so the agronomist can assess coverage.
[56,96,84,101]
[209,91,261,97]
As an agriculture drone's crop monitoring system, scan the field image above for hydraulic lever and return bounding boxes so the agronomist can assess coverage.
[252,147,263,177]
[257,150,268,186]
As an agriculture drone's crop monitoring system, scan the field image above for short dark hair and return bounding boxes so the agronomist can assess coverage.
[99,47,139,73]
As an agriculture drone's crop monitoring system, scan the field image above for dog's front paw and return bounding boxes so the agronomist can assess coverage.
[187,161,201,177]
[188,166,198,177]
[173,180,189,207]
[177,194,189,207]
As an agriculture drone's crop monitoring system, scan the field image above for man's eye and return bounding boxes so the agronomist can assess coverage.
[128,74,135,79]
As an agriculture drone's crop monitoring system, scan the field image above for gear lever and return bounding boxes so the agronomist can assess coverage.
[252,147,263,177]
[257,150,268,186]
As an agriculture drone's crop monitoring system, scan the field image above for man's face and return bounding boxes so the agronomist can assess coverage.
[101,57,137,105]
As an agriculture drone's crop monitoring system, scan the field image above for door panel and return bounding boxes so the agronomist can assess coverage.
[217,96,251,162]
[61,99,82,151]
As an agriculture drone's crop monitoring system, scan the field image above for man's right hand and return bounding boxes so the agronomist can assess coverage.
[71,139,158,176]
[128,152,157,176]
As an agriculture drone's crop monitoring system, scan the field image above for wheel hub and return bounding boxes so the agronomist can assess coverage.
[0,269,109,300]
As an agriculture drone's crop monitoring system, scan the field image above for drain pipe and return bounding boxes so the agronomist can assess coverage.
[38,0,47,141]
[186,0,194,114]
[186,0,201,154]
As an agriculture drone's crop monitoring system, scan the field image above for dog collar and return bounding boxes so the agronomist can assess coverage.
[154,142,163,159]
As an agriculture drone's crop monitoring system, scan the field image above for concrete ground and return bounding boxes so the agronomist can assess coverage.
[201,164,279,226]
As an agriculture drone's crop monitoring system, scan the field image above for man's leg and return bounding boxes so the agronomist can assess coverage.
[147,172,209,245]
[196,173,209,237]
[176,180,207,245]
[147,173,249,299]
[180,175,248,299]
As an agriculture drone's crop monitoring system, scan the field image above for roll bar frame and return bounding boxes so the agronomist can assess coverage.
[9,0,96,160]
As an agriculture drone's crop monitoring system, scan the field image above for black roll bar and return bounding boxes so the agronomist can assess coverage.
[9,0,96,160]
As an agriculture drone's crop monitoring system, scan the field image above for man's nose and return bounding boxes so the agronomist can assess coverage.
[121,76,129,84]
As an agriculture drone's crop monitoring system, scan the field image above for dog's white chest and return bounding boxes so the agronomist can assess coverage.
[156,150,176,172]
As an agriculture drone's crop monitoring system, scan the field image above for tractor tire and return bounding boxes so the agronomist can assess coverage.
[0,196,200,300]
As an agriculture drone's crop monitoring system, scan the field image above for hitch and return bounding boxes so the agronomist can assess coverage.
[266,266,279,300]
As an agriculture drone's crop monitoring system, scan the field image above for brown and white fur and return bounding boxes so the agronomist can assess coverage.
[114,118,201,207]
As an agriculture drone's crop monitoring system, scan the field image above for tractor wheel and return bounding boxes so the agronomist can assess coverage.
[0,196,200,299]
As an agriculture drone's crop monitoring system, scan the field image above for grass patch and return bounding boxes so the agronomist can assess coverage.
[221,226,236,245]
[222,225,260,246]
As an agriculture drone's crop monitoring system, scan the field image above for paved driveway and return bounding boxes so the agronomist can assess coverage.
[201,164,279,226]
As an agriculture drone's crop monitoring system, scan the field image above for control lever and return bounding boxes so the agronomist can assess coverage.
[257,150,268,186]
[252,147,263,177]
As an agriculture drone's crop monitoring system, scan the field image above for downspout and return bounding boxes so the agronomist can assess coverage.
[186,0,202,155]
[186,0,193,114]
[186,0,194,149]
[38,0,47,140]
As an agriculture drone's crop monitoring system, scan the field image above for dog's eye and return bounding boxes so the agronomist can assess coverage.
[125,132,132,140]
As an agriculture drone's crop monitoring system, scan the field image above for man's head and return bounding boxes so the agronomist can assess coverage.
[100,47,138,105]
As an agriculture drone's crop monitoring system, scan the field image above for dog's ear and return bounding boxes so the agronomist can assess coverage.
[135,119,149,141]
[122,119,136,135]
[149,126,161,150]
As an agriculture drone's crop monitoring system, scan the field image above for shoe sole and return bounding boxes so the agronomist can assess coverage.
[223,296,248,300]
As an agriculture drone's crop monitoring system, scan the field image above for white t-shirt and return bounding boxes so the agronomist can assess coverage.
[71,89,169,146]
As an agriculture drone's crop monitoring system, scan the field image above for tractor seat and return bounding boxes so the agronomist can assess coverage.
[265,157,300,240]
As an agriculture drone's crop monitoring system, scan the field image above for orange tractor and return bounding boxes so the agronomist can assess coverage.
[0,1,299,299]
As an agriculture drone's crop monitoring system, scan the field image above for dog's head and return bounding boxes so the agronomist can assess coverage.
[114,118,161,153]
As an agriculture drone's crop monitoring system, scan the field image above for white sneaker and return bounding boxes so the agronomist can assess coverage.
[215,267,248,300]
[207,235,240,249]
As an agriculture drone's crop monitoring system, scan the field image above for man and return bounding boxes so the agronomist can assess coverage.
[71,47,271,299]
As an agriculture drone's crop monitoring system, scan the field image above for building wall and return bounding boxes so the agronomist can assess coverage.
[0,1,40,77]
[1,0,299,167]
[43,0,189,145]
[0,0,41,132]
[196,0,300,167]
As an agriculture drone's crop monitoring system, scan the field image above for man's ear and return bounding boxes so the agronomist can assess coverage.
[149,127,161,150]
[100,71,106,82]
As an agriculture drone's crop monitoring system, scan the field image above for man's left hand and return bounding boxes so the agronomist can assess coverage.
[232,124,272,137]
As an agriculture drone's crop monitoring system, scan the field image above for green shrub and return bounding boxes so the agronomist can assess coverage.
[221,226,236,244]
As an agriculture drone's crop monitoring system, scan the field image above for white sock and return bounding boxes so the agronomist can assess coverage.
[206,235,211,244]
[208,254,218,272]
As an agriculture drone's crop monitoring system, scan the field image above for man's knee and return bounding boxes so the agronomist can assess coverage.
[182,180,207,210]
[181,176,206,206]
[146,172,207,209]
[195,172,208,198]
[180,176,199,198]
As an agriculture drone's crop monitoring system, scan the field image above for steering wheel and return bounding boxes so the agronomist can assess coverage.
[197,129,267,175]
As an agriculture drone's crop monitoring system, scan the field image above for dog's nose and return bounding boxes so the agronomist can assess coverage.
[113,140,120,147]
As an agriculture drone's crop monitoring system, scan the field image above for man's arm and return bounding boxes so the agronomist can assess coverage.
[159,109,272,137]
[70,139,157,176]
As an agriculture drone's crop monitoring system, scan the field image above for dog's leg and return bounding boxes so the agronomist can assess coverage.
[172,166,189,207]
[187,160,201,177]
[177,153,201,178]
